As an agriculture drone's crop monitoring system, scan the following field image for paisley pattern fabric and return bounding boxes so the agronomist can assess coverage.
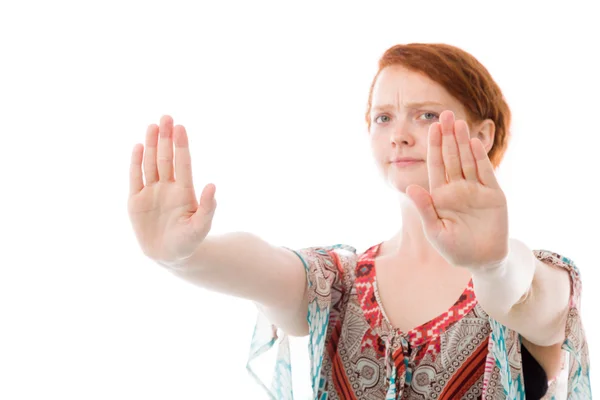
[247,244,590,399]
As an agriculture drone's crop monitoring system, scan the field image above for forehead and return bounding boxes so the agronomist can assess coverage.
[372,65,457,106]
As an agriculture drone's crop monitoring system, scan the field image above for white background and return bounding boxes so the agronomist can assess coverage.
[1,1,598,399]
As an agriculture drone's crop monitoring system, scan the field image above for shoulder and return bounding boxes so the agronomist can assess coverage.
[533,249,583,302]
[285,244,358,293]
[287,244,358,271]
[532,249,579,275]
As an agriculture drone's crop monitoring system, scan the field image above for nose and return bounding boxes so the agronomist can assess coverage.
[390,120,415,147]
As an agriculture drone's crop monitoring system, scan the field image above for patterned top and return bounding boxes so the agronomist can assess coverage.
[247,243,591,399]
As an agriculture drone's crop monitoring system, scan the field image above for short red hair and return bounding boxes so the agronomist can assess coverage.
[366,43,511,169]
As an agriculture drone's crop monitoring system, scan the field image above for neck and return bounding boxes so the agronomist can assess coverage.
[382,192,449,267]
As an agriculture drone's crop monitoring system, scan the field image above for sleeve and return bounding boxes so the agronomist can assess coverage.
[245,244,357,400]
[486,250,591,399]
[532,250,591,399]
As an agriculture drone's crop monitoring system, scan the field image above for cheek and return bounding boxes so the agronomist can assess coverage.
[370,137,389,164]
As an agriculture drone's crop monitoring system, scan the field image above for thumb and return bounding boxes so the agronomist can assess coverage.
[406,185,439,231]
[190,183,217,233]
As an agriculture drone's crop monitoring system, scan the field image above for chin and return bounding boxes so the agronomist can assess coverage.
[387,179,409,193]
[385,168,425,188]
[388,178,428,195]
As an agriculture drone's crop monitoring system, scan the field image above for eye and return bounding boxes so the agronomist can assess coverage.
[374,114,391,124]
[419,112,439,121]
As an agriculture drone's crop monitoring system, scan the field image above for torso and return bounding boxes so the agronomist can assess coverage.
[324,242,491,399]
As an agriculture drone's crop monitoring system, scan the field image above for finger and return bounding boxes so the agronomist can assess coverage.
[427,122,446,191]
[197,183,217,215]
[157,115,175,182]
[174,125,194,188]
[471,138,500,189]
[129,143,144,195]
[406,184,442,233]
[455,120,478,183]
[191,183,217,235]
[440,111,463,182]
[143,124,159,184]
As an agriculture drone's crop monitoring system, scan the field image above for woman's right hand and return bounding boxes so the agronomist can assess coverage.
[127,115,217,266]
[127,117,310,336]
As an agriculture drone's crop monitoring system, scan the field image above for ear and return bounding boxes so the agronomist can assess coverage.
[472,119,496,154]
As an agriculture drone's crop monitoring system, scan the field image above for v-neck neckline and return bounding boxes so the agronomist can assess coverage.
[356,242,478,348]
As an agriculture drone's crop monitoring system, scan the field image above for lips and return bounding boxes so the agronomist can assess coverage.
[391,158,423,162]
[391,159,423,167]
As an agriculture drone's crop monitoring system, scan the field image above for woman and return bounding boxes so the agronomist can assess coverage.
[127,43,590,399]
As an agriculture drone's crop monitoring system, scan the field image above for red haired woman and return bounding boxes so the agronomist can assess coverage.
[128,43,590,399]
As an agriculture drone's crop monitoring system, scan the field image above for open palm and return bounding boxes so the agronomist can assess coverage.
[406,111,509,269]
[127,115,217,266]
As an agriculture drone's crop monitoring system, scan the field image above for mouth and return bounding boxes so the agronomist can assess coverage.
[392,160,423,167]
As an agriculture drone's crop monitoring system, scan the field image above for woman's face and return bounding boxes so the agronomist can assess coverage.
[369,65,479,194]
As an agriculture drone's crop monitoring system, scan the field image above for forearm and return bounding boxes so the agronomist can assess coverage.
[161,232,307,311]
[470,238,571,346]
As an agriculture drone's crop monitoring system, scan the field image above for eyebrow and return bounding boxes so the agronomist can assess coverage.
[371,101,445,112]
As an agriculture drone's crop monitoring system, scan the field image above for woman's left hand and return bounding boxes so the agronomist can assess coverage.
[406,110,509,269]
